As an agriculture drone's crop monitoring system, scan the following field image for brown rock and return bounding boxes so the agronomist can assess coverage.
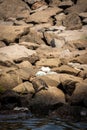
[0,0,30,20]
[31,1,46,10]
[0,41,6,48]
[13,82,34,94]
[68,82,87,107]
[0,44,37,64]
[63,13,82,30]
[36,58,61,68]
[29,7,62,23]
[65,0,87,14]
[0,71,22,89]
[52,65,80,76]
[71,53,87,64]
[30,87,65,106]
[0,25,29,44]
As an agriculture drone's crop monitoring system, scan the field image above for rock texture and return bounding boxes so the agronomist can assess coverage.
[0,0,87,122]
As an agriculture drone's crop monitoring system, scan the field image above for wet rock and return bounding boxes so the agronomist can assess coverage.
[0,90,21,110]
[29,87,65,115]
[51,104,87,122]
[63,13,82,30]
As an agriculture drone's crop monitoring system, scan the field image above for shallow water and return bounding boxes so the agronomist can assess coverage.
[0,113,87,130]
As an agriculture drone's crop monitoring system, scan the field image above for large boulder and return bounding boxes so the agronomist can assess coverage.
[36,58,61,68]
[0,25,29,44]
[0,0,30,20]
[63,13,82,30]
[13,82,34,94]
[68,82,87,107]
[28,7,62,23]
[29,87,65,115]
[0,90,21,110]
[0,44,37,64]
[0,71,22,89]
[65,0,87,14]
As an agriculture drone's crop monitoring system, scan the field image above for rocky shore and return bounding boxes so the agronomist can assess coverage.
[0,0,87,122]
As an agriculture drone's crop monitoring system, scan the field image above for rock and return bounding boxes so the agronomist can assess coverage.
[50,38,65,48]
[20,23,51,45]
[68,62,87,71]
[65,0,87,14]
[0,71,22,89]
[13,107,29,112]
[17,61,33,69]
[36,58,61,68]
[55,13,66,26]
[14,20,27,26]
[79,12,87,19]
[0,20,13,25]
[46,0,61,5]
[0,0,30,20]
[13,82,34,94]
[0,25,29,44]
[58,79,78,96]
[29,87,65,110]
[71,39,87,50]
[24,0,41,5]
[31,1,46,10]
[83,18,87,24]
[58,26,87,42]
[0,44,37,64]
[68,82,87,107]
[0,90,21,110]
[29,7,62,23]
[43,26,66,46]
[52,65,80,76]
[51,104,87,121]
[17,68,33,81]
[33,75,59,87]
[19,42,40,50]
[0,41,6,48]
[31,78,48,95]
[63,13,82,30]
[71,53,87,64]
[58,0,73,9]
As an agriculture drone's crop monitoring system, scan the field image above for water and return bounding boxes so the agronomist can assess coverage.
[0,113,87,130]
